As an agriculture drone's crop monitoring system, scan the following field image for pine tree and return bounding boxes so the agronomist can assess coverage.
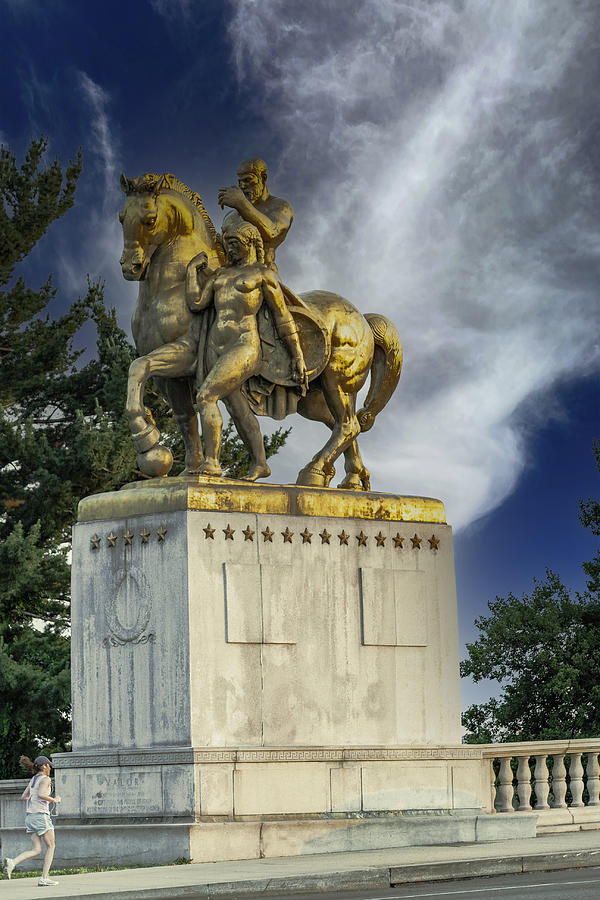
[0,138,289,776]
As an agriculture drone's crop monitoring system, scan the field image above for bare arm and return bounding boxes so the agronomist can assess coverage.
[186,255,216,312]
[20,781,31,800]
[261,270,308,393]
[218,187,293,242]
[30,775,61,804]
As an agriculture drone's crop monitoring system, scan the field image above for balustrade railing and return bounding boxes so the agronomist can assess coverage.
[479,739,600,815]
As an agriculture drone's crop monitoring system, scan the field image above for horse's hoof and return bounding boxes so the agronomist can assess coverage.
[337,475,362,490]
[137,444,173,477]
[131,420,161,453]
[323,463,335,487]
[338,471,371,491]
[296,466,328,488]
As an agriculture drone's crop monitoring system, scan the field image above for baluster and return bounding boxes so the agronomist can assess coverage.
[569,752,585,807]
[497,757,515,812]
[516,755,532,810]
[533,754,550,809]
[551,754,567,808]
[490,758,497,812]
[586,753,600,806]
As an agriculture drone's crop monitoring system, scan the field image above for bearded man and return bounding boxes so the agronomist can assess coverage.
[218,158,293,273]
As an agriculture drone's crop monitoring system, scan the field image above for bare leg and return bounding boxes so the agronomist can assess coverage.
[12,833,42,868]
[197,398,223,475]
[196,339,260,476]
[224,390,270,481]
[41,829,56,879]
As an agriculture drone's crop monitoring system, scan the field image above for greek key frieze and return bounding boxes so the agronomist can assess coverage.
[53,746,481,770]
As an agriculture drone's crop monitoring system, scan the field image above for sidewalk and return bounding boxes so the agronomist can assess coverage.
[2,830,600,899]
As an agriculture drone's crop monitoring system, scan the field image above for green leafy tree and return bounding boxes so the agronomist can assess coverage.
[0,138,288,776]
[461,441,600,743]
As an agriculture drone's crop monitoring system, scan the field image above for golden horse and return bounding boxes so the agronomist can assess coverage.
[119,173,402,490]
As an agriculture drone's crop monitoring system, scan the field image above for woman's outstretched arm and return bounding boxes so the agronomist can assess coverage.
[186,252,217,311]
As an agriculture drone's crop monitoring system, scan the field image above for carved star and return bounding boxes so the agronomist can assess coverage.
[223,523,235,540]
[300,527,312,544]
[124,530,134,546]
[107,531,117,548]
[393,533,404,549]
[411,533,422,549]
[356,530,368,546]
[90,534,101,550]
[262,526,274,542]
[375,531,386,547]
[338,530,349,545]
[140,528,151,544]
[157,526,168,542]
[243,525,255,541]
[203,523,215,539]
[282,526,294,543]
[429,534,440,550]
[319,528,331,544]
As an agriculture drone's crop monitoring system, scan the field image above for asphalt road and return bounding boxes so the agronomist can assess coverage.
[237,866,600,900]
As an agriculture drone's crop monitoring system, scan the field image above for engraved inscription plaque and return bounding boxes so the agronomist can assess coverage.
[84,771,163,816]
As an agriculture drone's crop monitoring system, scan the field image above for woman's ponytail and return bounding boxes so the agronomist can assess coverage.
[19,755,35,774]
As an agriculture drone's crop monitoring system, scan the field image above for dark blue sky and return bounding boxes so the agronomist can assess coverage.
[2,0,598,711]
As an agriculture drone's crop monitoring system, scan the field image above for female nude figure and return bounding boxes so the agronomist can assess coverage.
[186,222,308,478]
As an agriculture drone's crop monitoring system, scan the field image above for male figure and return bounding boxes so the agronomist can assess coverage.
[186,222,307,479]
[218,158,293,273]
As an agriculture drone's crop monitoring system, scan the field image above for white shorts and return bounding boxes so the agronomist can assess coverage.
[25,812,53,835]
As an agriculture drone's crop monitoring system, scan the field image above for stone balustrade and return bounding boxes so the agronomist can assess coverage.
[479,739,600,833]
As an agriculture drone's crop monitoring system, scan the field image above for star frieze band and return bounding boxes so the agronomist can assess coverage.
[89,524,440,550]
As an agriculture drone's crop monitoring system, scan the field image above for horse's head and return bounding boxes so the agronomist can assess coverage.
[118,173,171,281]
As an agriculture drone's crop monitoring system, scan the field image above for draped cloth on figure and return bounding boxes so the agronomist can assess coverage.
[195,282,330,419]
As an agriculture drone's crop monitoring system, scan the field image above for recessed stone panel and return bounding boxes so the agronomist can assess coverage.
[360,568,427,647]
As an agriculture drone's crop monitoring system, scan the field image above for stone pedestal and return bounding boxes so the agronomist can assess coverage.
[4,479,535,866]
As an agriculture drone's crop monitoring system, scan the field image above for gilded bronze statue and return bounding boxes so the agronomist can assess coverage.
[187,221,308,479]
[119,162,402,490]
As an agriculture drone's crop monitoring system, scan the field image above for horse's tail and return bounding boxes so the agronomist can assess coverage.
[357,314,402,433]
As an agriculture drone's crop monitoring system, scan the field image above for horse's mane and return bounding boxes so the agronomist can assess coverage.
[132,173,226,264]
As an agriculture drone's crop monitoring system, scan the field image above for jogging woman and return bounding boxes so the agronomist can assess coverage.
[3,755,62,886]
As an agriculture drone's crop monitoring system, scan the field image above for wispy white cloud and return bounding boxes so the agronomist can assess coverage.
[78,72,117,205]
[54,72,135,326]
[227,0,600,529]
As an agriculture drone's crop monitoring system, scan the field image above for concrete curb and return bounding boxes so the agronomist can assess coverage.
[42,867,392,899]
[3,846,600,899]
[105,848,600,899]
[390,847,600,885]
